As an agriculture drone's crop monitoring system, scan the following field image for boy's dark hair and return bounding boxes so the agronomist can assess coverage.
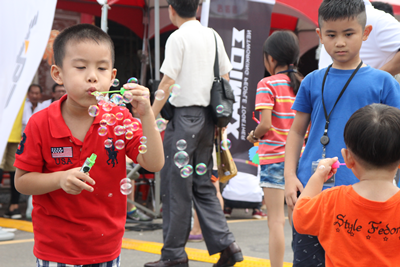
[318,0,366,28]
[53,24,115,67]
[167,0,200,18]
[344,104,400,168]
[263,31,303,95]
[372,1,394,16]
[28,84,43,93]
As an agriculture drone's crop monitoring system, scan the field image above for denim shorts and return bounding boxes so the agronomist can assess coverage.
[260,162,285,189]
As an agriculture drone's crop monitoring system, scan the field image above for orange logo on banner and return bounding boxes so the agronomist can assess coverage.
[24,40,29,54]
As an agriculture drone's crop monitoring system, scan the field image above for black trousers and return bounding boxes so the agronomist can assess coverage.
[160,106,235,260]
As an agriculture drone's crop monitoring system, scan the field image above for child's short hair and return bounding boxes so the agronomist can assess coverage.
[318,0,366,28]
[53,24,115,67]
[167,0,200,18]
[344,104,400,168]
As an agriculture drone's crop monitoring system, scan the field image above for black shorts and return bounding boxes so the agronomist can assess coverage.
[292,191,325,267]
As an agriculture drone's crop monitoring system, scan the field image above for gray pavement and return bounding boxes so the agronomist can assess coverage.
[0,206,294,267]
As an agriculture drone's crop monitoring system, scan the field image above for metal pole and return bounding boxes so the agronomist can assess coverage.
[154,0,160,80]
[100,0,108,33]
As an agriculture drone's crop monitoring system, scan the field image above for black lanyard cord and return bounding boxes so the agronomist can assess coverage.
[320,61,363,145]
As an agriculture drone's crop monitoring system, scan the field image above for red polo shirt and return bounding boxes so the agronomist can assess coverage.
[14,94,142,265]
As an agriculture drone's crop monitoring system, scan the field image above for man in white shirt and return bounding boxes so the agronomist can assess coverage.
[41,83,66,109]
[22,84,45,134]
[319,0,400,75]
[148,1,242,267]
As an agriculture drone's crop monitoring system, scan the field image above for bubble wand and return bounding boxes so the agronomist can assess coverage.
[91,88,127,96]
[332,160,346,169]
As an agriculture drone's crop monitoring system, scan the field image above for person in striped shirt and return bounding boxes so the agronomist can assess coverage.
[247,30,303,267]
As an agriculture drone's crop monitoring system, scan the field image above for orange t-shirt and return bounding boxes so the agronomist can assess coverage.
[293,185,400,267]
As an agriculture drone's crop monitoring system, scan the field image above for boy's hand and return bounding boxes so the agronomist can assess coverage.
[60,167,95,195]
[285,175,304,209]
[123,83,152,117]
[313,157,338,182]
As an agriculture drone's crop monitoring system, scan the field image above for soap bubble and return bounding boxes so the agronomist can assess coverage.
[169,84,181,96]
[123,119,132,127]
[154,90,165,101]
[112,79,120,87]
[115,139,125,150]
[195,163,207,175]
[127,77,138,84]
[120,178,132,195]
[88,105,99,117]
[102,102,112,112]
[142,91,150,99]
[111,94,123,105]
[102,113,111,122]
[119,103,126,110]
[140,136,147,144]
[180,164,193,178]
[221,139,232,150]
[107,114,117,126]
[176,139,187,151]
[216,105,224,114]
[132,121,140,131]
[155,118,168,132]
[114,125,125,136]
[116,112,124,120]
[100,119,108,127]
[123,91,134,103]
[125,131,134,140]
[104,139,113,148]
[139,145,147,154]
[174,151,189,168]
[98,126,108,136]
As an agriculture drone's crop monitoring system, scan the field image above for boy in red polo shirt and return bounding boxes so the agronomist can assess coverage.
[14,24,164,266]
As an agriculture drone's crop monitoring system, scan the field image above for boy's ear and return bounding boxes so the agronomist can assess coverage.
[341,148,355,169]
[110,68,117,87]
[362,25,372,41]
[51,65,63,85]
[316,28,323,44]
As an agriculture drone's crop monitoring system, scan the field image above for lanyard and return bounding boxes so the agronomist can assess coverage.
[320,61,363,157]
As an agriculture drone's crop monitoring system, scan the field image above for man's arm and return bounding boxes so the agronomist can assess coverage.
[284,111,310,209]
[151,75,176,119]
[380,50,400,76]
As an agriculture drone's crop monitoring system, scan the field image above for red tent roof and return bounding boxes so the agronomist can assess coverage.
[56,0,400,39]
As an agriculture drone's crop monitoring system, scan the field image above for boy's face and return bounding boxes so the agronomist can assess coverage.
[51,39,116,109]
[316,17,371,69]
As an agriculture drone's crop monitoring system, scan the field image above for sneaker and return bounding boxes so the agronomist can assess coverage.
[188,234,203,242]
[252,209,267,219]
[0,227,14,241]
[126,209,152,222]
[3,209,22,219]
[223,209,232,218]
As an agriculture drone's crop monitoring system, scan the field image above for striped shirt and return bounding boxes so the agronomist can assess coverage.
[255,74,303,165]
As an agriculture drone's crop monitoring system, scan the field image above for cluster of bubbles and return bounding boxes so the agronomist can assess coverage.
[88,78,148,155]
[173,139,207,178]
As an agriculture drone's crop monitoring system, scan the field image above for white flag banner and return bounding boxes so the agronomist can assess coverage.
[0,0,57,158]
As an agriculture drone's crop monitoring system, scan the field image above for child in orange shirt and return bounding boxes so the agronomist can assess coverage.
[293,104,400,267]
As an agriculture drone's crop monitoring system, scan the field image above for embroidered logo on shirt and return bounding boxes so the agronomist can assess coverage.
[16,133,27,155]
[51,147,73,158]
[105,138,118,167]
